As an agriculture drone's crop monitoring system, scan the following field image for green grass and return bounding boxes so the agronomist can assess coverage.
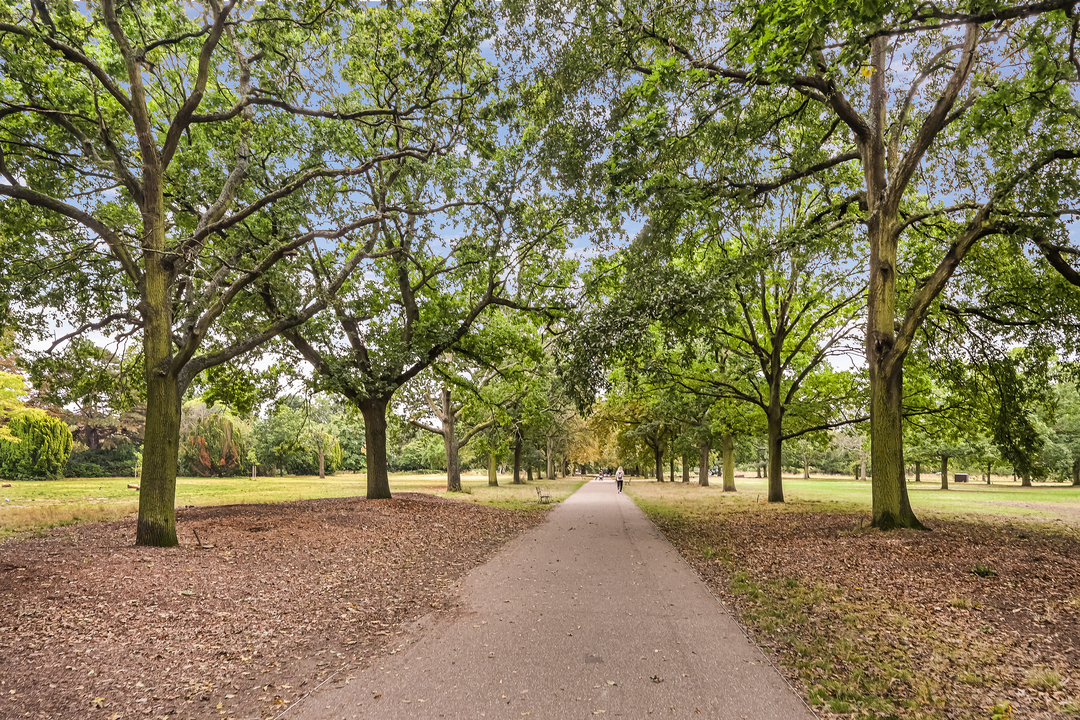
[0,471,585,539]
[627,473,1080,530]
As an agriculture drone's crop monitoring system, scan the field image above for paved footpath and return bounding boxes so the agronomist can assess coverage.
[291,480,816,719]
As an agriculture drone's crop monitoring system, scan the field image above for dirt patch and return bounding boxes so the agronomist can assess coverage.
[0,493,543,720]
[653,510,1080,719]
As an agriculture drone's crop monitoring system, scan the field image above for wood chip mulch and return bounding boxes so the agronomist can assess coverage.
[0,493,544,720]
[654,508,1080,720]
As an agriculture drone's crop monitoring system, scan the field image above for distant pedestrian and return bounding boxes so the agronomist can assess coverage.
[616,466,624,493]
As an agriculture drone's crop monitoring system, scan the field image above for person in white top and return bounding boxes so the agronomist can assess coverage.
[615,466,624,493]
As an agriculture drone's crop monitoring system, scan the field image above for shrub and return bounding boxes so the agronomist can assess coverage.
[65,441,139,478]
[0,409,73,479]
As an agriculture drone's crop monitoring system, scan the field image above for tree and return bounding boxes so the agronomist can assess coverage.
[329,409,367,473]
[561,215,866,500]
[0,0,502,545]
[0,370,25,443]
[179,412,248,478]
[405,382,494,492]
[271,124,574,499]
[29,339,143,450]
[252,401,307,477]
[0,408,72,479]
[512,0,1080,527]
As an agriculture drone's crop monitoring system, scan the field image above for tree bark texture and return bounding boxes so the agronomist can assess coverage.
[682,452,690,482]
[868,355,922,528]
[1073,459,1079,486]
[441,389,462,493]
[488,451,499,487]
[654,443,664,482]
[359,395,392,499]
[698,442,710,487]
[915,460,921,482]
[513,433,523,484]
[136,368,181,547]
[136,189,180,546]
[940,454,949,491]
[546,437,555,480]
[766,414,784,503]
[722,433,736,492]
[669,442,675,486]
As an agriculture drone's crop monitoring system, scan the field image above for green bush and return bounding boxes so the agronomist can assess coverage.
[67,462,106,478]
[0,409,73,479]
[65,441,139,477]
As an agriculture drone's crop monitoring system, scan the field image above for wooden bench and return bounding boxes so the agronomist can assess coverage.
[535,486,552,504]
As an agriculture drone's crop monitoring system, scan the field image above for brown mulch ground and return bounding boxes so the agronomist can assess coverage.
[654,510,1080,719]
[0,493,544,720]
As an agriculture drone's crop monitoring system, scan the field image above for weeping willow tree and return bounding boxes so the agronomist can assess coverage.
[179,413,248,478]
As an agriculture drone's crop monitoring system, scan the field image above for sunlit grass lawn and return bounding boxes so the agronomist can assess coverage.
[625,472,1080,530]
[0,470,586,539]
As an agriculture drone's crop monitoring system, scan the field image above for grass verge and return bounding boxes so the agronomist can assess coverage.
[0,471,584,539]
[626,479,1080,720]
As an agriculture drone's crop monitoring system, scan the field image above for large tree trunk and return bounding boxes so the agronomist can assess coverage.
[526,464,534,483]
[682,452,690,482]
[137,369,181,547]
[512,432,524,484]
[698,441,710,487]
[863,32,925,531]
[86,424,100,451]
[1021,472,1032,487]
[488,451,498,487]
[318,448,325,479]
[359,395,392,499]
[766,413,784,503]
[940,454,949,491]
[654,443,664,482]
[868,354,922,528]
[722,433,736,492]
[915,460,921,482]
[441,389,462,493]
[136,201,181,546]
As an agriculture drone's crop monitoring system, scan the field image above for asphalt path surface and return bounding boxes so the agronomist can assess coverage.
[290,479,816,719]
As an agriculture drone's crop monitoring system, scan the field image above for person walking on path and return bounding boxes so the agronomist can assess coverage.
[616,465,624,493]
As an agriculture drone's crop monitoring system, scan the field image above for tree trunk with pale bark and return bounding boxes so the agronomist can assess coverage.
[722,433,736,492]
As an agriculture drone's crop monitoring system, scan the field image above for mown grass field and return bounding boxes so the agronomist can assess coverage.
[634,473,1080,530]
[0,471,586,539]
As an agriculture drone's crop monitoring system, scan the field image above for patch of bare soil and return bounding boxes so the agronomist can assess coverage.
[0,493,543,720]
[654,511,1080,719]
